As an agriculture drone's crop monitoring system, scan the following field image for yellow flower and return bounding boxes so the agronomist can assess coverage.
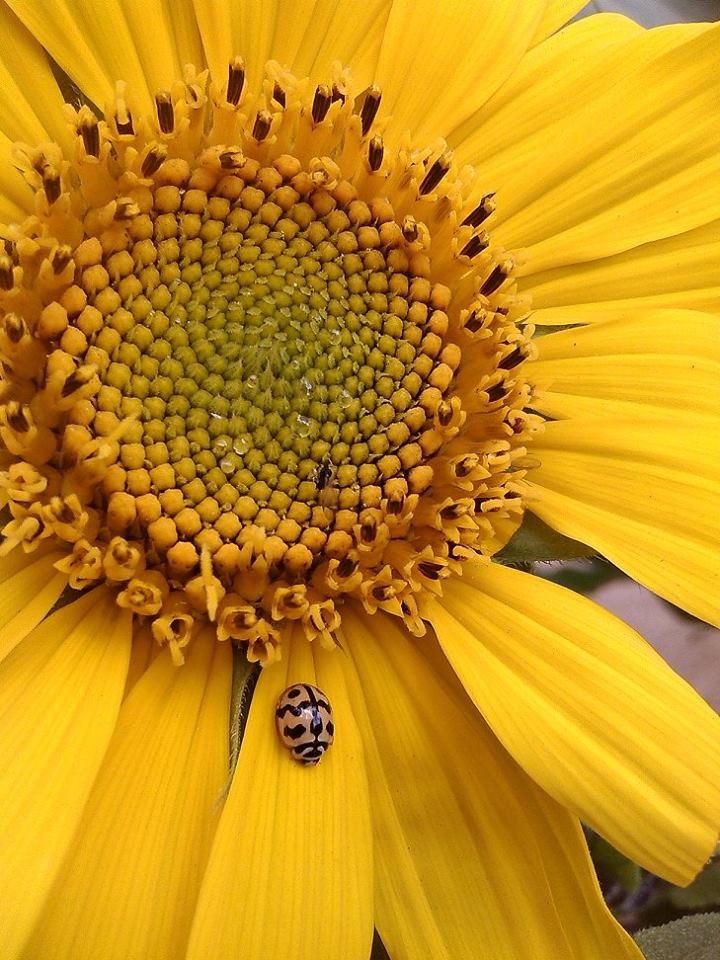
[0,1,718,958]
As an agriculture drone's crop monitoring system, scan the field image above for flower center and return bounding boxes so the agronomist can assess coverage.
[0,59,540,664]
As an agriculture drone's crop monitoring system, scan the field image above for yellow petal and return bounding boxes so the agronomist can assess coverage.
[0,3,72,149]
[528,309,720,419]
[457,24,719,274]
[522,220,720,323]
[193,0,389,96]
[187,631,373,960]
[0,547,68,662]
[3,0,159,111]
[340,605,641,960]
[530,0,593,46]
[0,132,33,221]
[431,564,720,886]
[374,0,544,146]
[109,0,205,94]
[0,588,131,960]
[23,629,231,960]
[526,416,720,626]
[451,13,642,164]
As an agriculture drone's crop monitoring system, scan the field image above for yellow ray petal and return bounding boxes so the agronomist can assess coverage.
[0,547,68,662]
[522,220,720,322]
[526,417,720,626]
[3,0,158,112]
[0,131,33,221]
[187,631,373,960]
[451,13,642,161]
[121,621,155,698]
[528,309,720,419]
[340,605,641,960]
[431,564,720,886]
[530,0,592,46]
[0,588,131,960]
[23,629,231,960]
[374,0,544,147]
[0,3,72,150]
[457,24,719,273]
[193,0,389,97]
[111,0,205,94]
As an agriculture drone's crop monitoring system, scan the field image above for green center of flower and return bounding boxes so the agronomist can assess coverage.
[96,167,448,547]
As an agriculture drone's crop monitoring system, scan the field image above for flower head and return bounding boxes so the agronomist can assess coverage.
[0,2,718,959]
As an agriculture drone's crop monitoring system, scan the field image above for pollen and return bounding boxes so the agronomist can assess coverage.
[0,59,541,664]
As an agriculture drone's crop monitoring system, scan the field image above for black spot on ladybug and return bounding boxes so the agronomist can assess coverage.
[275,683,334,765]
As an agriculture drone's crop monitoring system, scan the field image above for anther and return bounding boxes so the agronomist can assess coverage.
[43,172,61,205]
[460,231,489,259]
[115,111,134,135]
[481,264,509,297]
[499,347,525,370]
[219,149,244,169]
[0,256,12,289]
[141,145,167,177]
[61,365,97,399]
[312,84,332,124]
[368,136,384,172]
[402,216,419,243]
[486,382,507,402]
[437,401,453,426]
[5,402,29,432]
[417,561,443,580]
[79,117,100,157]
[336,557,358,579]
[360,85,382,136]
[331,83,346,104]
[51,245,73,274]
[272,83,286,108]
[462,193,496,227]
[2,313,25,343]
[155,92,175,134]
[464,308,486,333]
[419,154,451,196]
[114,198,141,220]
[227,56,246,106]
[252,110,272,142]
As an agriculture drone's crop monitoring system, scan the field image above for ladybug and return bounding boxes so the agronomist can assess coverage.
[275,683,334,765]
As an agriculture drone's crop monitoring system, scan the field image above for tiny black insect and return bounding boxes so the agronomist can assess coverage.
[314,458,334,490]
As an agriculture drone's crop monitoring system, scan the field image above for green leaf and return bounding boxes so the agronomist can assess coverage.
[495,512,596,563]
[634,913,720,960]
[216,647,259,805]
[591,835,642,893]
[669,860,720,910]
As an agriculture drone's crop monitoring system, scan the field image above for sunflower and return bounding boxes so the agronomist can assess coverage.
[0,1,718,957]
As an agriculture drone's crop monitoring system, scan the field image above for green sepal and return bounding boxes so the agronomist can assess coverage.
[495,511,597,563]
[217,646,260,805]
[669,861,720,910]
[634,913,720,960]
[590,834,642,893]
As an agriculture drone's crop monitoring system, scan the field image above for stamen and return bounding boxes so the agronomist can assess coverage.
[252,109,272,141]
[155,91,175,134]
[312,84,332,124]
[360,85,382,136]
[79,117,100,157]
[419,154,451,196]
[227,56,246,106]
[368,136,384,172]
[272,82,286,108]
[462,193,496,227]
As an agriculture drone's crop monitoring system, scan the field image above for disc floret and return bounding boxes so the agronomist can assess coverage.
[0,58,541,663]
